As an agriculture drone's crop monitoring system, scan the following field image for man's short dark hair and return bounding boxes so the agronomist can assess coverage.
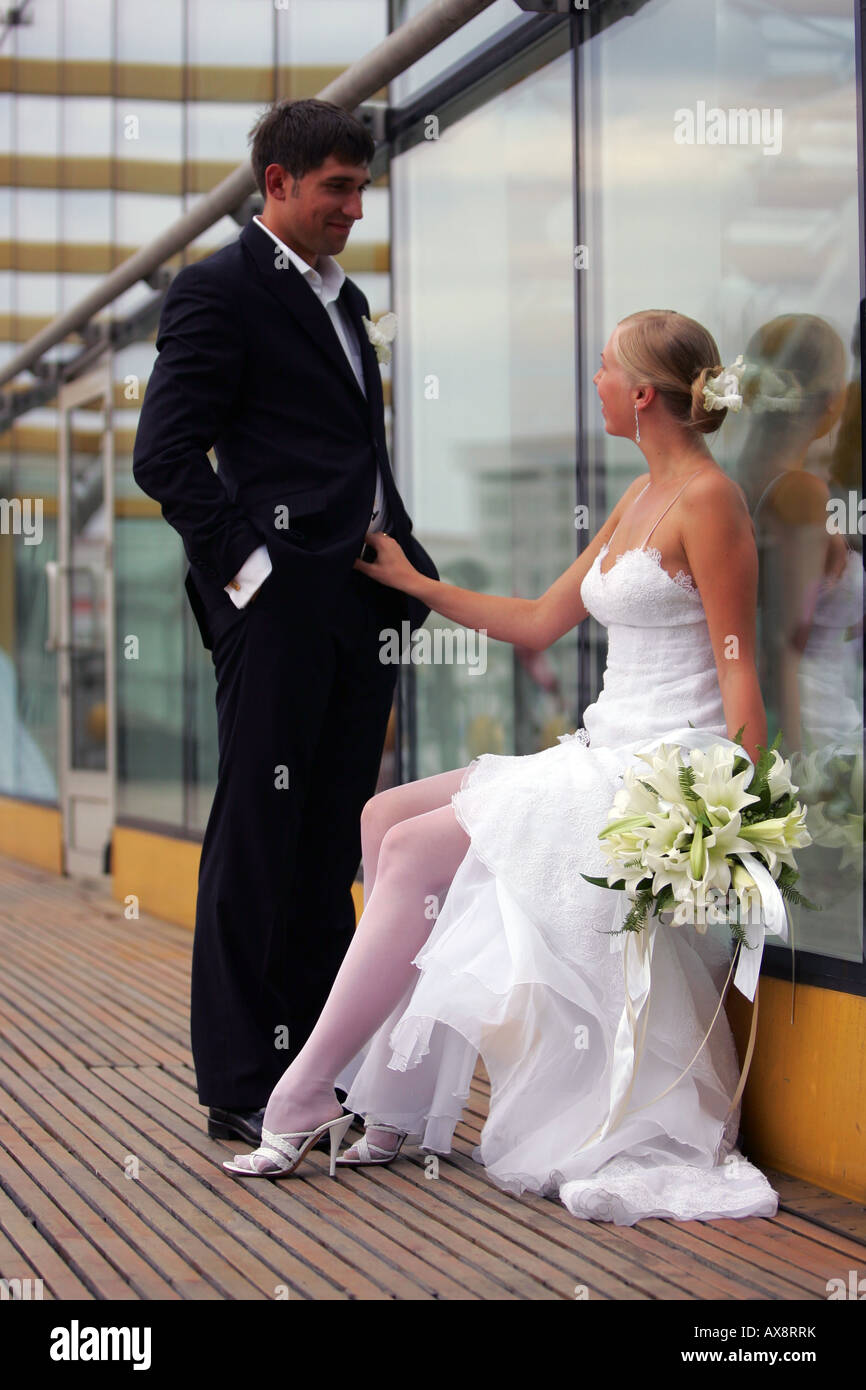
[248,98,375,196]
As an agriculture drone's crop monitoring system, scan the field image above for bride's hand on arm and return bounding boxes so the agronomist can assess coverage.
[352,478,648,650]
[353,531,420,592]
[354,530,542,645]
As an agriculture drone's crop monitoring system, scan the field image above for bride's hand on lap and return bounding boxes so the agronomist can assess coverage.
[353,531,419,591]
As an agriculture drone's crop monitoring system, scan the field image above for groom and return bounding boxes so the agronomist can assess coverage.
[133,98,438,1144]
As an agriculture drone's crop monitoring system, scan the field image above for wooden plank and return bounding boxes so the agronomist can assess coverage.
[632,1218,824,1299]
[1,851,863,1303]
[42,1062,393,1300]
[0,1133,156,1298]
[2,929,188,1045]
[105,1064,513,1300]
[0,965,172,1072]
[0,1183,95,1299]
[0,1063,231,1299]
[88,1064,451,1300]
[379,1154,767,1301]
[768,1169,866,1243]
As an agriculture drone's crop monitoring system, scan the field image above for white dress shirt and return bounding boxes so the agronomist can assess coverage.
[224,215,389,608]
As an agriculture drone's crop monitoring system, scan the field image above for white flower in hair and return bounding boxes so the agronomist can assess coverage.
[362,312,397,365]
[752,365,802,413]
[703,354,746,413]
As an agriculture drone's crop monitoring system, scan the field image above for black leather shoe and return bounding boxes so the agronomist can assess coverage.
[207,1106,265,1144]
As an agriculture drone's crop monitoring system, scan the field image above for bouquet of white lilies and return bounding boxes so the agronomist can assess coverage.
[571,727,817,1153]
[582,727,817,944]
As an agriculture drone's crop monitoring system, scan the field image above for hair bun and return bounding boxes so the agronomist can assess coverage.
[613,312,729,436]
[690,365,726,434]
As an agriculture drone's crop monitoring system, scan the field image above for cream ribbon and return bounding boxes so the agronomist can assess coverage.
[578,727,793,1154]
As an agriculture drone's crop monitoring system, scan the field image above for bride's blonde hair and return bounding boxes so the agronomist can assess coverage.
[613,310,726,434]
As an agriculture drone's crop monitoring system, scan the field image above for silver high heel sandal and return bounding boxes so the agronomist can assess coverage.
[334,1116,407,1166]
[222,1111,355,1179]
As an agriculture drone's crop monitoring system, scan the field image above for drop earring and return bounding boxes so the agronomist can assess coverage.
[634,404,641,444]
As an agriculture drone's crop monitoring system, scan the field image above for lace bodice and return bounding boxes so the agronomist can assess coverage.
[576,496,727,749]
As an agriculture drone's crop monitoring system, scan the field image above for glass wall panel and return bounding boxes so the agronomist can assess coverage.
[115,101,183,165]
[279,0,388,65]
[14,96,61,156]
[63,0,113,61]
[392,49,576,776]
[114,346,186,826]
[389,0,518,101]
[0,441,59,800]
[186,103,263,164]
[116,0,184,67]
[115,193,184,248]
[63,97,113,157]
[577,0,862,964]
[187,0,275,67]
[10,0,61,58]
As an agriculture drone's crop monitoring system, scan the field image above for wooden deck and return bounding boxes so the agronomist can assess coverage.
[1,852,864,1303]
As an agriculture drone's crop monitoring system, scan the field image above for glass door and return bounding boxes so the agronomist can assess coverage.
[53,364,115,877]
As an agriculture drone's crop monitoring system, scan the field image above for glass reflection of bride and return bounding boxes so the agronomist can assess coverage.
[738,314,863,959]
[221,309,782,1226]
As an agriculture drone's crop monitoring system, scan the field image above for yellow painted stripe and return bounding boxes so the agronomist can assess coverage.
[0,56,388,104]
[0,796,63,874]
[111,824,201,929]
[0,157,388,198]
[111,822,364,932]
[727,979,866,1203]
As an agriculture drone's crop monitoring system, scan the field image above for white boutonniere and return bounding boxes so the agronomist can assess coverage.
[362,312,397,365]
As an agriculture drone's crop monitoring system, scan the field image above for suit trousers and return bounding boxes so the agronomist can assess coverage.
[190,558,407,1107]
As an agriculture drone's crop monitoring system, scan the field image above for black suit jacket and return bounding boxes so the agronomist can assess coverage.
[133,216,438,649]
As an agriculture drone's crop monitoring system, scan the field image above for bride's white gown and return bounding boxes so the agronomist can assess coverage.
[335,514,780,1226]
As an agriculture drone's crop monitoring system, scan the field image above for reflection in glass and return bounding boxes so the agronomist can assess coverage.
[392,51,576,776]
[738,315,863,961]
[577,0,862,965]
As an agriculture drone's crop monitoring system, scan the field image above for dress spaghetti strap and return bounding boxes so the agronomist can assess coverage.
[640,468,711,549]
[607,480,651,548]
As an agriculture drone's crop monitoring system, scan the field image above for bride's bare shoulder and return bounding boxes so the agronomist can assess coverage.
[686,466,751,515]
[682,466,756,548]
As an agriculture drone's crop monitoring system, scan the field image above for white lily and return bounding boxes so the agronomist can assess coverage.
[640,808,696,897]
[738,804,812,876]
[610,765,660,819]
[630,744,692,809]
[689,745,761,823]
[765,748,797,802]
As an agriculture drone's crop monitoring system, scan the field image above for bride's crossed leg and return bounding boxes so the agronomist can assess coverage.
[233,766,472,1170]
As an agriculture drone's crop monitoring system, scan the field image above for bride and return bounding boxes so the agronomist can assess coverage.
[223,308,780,1225]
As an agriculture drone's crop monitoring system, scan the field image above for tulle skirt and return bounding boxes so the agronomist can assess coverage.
[335,733,779,1225]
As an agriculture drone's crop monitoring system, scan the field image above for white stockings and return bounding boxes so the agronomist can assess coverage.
[255,766,472,1164]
